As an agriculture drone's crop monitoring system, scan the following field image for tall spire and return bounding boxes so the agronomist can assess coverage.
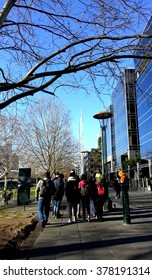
[79,108,84,174]
[79,108,83,150]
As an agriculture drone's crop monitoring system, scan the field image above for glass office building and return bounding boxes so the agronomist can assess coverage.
[111,69,140,172]
[134,17,152,161]
[105,17,152,178]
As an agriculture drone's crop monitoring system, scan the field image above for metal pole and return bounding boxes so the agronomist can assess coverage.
[148,160,152,178]
[122,192,131,224]
[101,124,107,179]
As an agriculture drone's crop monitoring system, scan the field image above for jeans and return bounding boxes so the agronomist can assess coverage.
[38,199,50,222]
[53,200,61,217]
[52,199,56,216]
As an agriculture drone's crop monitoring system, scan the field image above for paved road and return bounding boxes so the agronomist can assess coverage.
[24,189,152,260]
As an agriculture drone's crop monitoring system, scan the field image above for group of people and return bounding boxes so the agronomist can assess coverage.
[35,169,107,227]
[66,170,107,223]
[35,171,64,227]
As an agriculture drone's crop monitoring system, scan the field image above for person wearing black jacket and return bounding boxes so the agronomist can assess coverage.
[52,173,64,218]
[65,170,80,223]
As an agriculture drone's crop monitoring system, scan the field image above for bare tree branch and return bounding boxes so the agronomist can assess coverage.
[0,0,17,28]
[0,0,152,109]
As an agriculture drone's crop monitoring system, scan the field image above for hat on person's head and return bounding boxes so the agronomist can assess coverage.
[95,172,102,182]
[70,170,75,177]
[118,171,124,177]
[81,173,87,180]
[59,173,64,179]
[44,171,50,178]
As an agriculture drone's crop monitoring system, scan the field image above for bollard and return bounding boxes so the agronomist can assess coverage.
[122,192,131,224]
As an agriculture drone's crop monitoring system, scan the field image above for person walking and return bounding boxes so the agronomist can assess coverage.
[70,169,81,218]
[35,171,55,227]
[118,171,129,193]
[52,173,65,218]
[89,172,97,217]
[90,172,102,218]
[78,173,91,222]
[118,170,131,224]
[52,172,60,217]
[113,176,121,199]
[95,176,106,222]
[148,176,152,192]
[65,170,80,223]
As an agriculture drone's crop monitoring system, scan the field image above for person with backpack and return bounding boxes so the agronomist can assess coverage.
[65,170,80,223]
[35,171,55,227]
[95,176,106,221]
[78,173,91,222]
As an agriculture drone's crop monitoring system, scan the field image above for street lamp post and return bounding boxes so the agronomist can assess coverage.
[93,111,113,180]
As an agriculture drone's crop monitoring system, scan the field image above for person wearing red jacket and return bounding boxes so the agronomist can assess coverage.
[78,173,91,222]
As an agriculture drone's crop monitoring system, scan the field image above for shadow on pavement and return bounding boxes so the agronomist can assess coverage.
[27,233,152,259]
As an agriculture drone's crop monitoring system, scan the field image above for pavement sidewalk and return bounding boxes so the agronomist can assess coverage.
[26,190,152,260]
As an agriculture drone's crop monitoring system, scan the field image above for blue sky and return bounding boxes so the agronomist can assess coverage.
[57,89,111,151]
[1,1,150,152]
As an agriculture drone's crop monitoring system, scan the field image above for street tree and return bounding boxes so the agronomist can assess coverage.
[18,98,80,177]
[0,0,152,109]
[0,113,19,189]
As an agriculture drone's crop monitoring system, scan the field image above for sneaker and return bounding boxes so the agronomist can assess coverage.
[87,217,90,222]
[73,216,77,222]
[68,219,72,223]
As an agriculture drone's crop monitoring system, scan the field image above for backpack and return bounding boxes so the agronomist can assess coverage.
[80,183,89,197]
[39,179,55,198]
[97,182,105,196]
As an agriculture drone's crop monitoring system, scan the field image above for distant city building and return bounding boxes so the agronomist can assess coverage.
[83,135,101,177]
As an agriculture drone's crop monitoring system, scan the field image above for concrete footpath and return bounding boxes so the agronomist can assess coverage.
[27,190,152,260]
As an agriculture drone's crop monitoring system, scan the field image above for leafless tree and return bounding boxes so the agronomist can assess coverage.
[18,98,80,177]
[0,0,152,110]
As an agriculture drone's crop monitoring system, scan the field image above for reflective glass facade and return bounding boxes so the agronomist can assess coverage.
[134,17,152,161]
[135,61,152,160]
[111,69,139,170]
